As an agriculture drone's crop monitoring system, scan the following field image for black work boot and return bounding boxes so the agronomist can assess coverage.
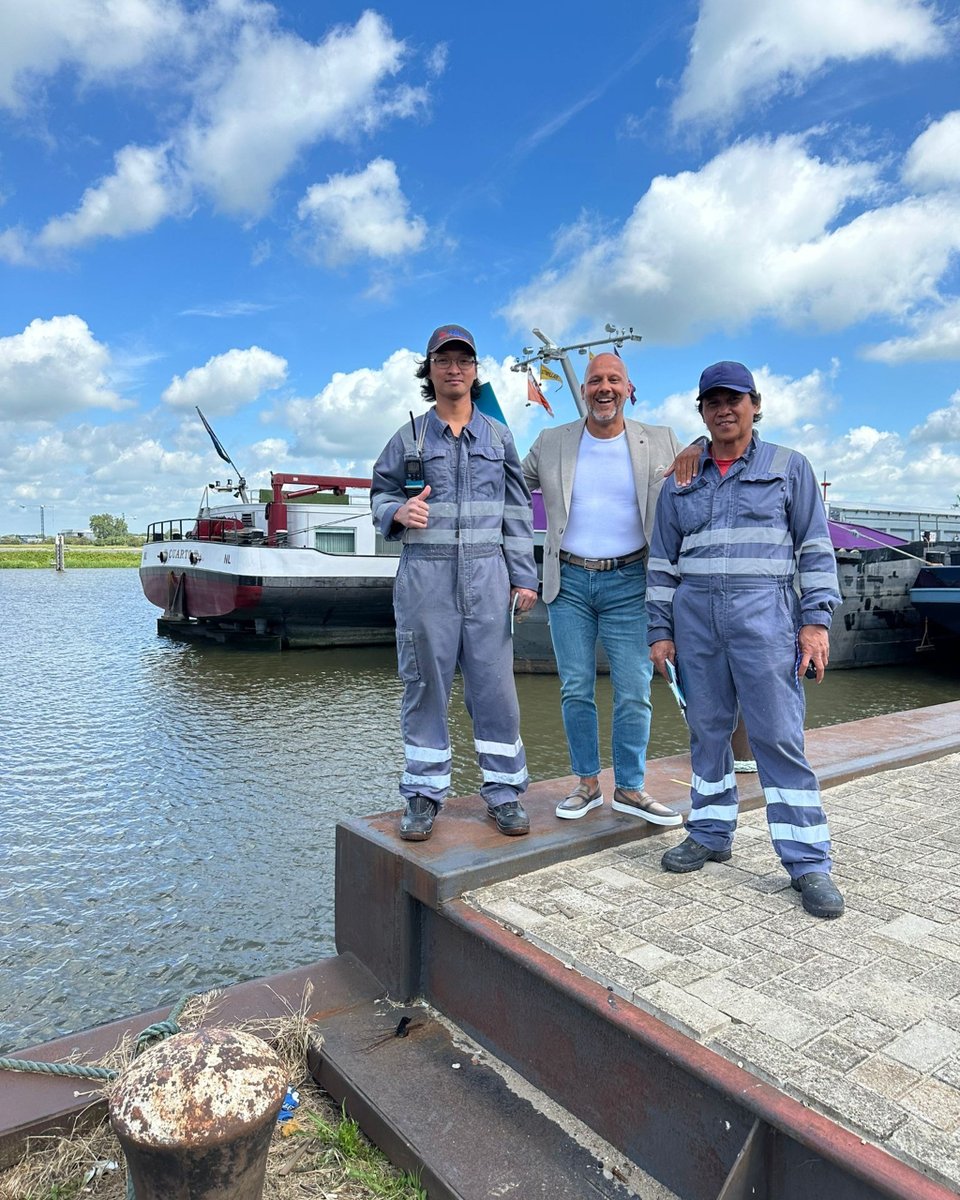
[661,836,732,873]
[792,871,844,919]
[399,794,439,842]
[487,800,530,836]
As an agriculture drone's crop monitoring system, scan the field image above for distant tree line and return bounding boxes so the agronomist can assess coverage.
[88,513,130,544]
[87,514,143,545]
[2,513,143,545]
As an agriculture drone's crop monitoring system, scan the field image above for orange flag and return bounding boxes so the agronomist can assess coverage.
[527,368,555,417]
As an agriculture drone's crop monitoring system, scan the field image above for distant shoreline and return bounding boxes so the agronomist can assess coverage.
[0,547,140,569]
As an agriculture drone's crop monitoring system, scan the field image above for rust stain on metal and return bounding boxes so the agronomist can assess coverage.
[110,1027,286,1149]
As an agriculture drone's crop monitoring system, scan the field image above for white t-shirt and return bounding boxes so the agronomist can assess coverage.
[561,429,646,559]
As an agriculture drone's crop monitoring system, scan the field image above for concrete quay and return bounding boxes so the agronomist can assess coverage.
[468,742,960,1193]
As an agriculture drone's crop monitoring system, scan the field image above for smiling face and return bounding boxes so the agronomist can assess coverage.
[699,387,761,456]
[581,353,630,438]
[428,340,477,406]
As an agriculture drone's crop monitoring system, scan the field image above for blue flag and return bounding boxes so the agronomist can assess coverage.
[196,407,232,464]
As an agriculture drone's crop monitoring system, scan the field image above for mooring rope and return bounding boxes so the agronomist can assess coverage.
[0,1056,117,1081]
[0,991,196,1082]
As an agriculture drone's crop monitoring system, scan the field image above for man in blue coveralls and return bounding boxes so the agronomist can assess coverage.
[647,362,845,919]
[371,325,539,842]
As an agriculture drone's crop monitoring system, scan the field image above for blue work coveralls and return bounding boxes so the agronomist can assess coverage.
[371,405,539,809]
[647,435,841,878]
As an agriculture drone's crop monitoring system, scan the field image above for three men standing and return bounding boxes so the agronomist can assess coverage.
[521,354,685,828]
[372,336,844,922]
[371,325,539,842]
[647,362,845,919]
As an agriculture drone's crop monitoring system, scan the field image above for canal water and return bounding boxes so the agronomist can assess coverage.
[2,568,959,1053]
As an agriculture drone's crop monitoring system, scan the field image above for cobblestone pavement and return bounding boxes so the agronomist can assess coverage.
[467,752,960,1192]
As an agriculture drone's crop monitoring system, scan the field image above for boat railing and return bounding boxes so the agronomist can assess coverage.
[146,518,269,546]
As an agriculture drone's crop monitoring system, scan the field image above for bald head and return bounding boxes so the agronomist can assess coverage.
[581,353,631,438]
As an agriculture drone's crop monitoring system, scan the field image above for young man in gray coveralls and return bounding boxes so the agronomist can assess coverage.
[371,325,539,842]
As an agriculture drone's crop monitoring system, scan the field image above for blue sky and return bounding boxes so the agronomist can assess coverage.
[1,0,959,535]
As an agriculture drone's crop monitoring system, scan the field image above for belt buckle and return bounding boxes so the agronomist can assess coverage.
[583,556,602,570]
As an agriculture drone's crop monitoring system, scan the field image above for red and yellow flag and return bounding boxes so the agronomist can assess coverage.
[527,368,554,417]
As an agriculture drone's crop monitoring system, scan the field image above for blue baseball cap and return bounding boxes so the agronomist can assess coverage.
[697,361,756,399]
[426,324,477,355]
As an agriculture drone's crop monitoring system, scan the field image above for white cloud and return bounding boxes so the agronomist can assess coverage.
[819,430,960,510]
[161,346,287,413]
[864,299,960,363]
[179,300,273,319]
[183,11,421,216]
[0,414,218,531]
[903,110,960,191]
[910,389,960,442]
[283,351,548,467]
[3,7,429,251]
[674,0,947,127]
[0,315,128,419]
[504,135,960,344]
[297,159,426,264]
[0,226,32,265]
[0,0,186,110]
[37,144,184,249]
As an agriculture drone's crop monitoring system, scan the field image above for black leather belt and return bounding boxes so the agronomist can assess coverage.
[559,547,647,571]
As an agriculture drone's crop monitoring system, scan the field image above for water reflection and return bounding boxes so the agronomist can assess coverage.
[0,569,957,1052]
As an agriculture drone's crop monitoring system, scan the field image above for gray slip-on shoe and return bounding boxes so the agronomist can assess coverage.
[612,787,683,827]
[556,782,604,820]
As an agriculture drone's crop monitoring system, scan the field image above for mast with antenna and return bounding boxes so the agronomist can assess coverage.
[511,324,642,416]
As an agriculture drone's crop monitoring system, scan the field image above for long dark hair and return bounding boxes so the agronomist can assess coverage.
[415,357,482,402]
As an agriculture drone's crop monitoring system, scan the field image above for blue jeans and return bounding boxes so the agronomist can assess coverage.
[546,560,653,789]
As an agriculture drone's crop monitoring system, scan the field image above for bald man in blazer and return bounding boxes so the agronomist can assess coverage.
[522,353,698,825]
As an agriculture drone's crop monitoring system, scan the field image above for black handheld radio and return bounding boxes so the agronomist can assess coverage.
[404,411,426,498]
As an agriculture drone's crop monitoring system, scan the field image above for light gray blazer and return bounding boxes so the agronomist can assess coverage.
[521,418,681,603]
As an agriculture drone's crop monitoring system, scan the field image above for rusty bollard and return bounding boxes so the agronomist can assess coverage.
[109,1027,287,1200]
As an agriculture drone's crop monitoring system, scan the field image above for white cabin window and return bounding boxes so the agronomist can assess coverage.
[375,533,402,556]
[315,529,356,554]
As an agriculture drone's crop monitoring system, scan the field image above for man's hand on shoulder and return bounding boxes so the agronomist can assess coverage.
[664,441,705,488]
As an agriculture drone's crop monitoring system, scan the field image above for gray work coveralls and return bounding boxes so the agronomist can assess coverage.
[647,435,841,878]
[371,405,538,808]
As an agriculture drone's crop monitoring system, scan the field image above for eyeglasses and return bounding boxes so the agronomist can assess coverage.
[430,355,476,369]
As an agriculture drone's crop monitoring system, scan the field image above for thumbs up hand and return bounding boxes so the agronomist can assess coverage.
[396,484,431,529]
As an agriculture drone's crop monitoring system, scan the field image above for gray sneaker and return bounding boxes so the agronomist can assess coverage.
[612,787,683,826]
[556,781,604,820]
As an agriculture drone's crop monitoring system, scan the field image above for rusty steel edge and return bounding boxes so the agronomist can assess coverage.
[439,899,955,1200]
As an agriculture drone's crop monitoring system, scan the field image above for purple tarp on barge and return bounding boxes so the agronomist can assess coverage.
[828,521,908,551]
